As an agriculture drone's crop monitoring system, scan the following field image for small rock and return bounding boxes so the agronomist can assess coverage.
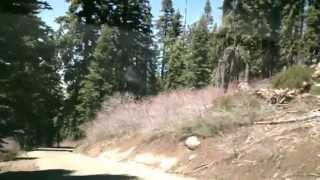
[185,136,201,150]
[188,154,197,161]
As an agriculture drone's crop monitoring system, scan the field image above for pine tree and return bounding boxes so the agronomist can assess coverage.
[56,9,99,137]
[280,0,307,65]
[304,0,320,63]
[166,39,188,89]
[204,0,213,27]
[0,0,50,15]
[163,10,184,90]
[0,13,63,146]
[186,17,211,88]
[76,26,117,123]
[63,0,157,127]
[216,0,282,80]
[183,2,213,88]
[156,0,176,81]
[170,11,184,40]
[70,0,157,95]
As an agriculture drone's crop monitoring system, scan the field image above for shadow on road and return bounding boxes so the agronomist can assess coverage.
[0,169,139,180]
[34,147,74,152]
[4,157,38,161]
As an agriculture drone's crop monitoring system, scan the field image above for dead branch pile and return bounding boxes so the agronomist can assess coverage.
[255,88,299,104]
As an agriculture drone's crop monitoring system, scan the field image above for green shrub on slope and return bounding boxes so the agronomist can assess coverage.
[310,85,320,95]
[271,66,314,89]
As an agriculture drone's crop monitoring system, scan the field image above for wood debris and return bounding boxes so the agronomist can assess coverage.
[255,111,320,125]
[255,88,298,104]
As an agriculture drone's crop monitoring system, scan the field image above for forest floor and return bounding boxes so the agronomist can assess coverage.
[0,149,194,180]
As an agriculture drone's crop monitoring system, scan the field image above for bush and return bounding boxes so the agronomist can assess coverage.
[83,87,228,143]
[271,65,314,89]
[214,92,261,111]
[310,85,320,95]
[177,93,270,138]
[83,88,272,142]
[3,151,18,161]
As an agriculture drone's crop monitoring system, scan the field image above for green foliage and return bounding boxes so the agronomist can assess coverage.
[0,13,63,147]
[271,66,314,89]
[185,16,212,88]
[180,121,215,138]
[157,0,183,82]
[214,93,261,111]
[55,10,99,138]
[3,151,19,162]
[303,1,320,64]
[166,2,214,90]
[1,0,320,146]
[179,93,263,138]
[204,0,213,26]
[63,0,158,132]
[166,39,188,89]
[310,85,320,96]
[219,0,282,77]
[76,26,116,122]
[280,1,306,65]
[0,0,50,15]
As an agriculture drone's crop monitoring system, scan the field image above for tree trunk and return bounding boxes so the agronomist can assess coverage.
[245,63,250,82]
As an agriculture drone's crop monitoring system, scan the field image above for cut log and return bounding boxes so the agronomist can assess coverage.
[255,111,320,125]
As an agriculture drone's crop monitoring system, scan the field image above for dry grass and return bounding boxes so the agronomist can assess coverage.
[83,87,272,143]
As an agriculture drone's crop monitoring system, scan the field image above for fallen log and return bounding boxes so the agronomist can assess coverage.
[255,111,320,125]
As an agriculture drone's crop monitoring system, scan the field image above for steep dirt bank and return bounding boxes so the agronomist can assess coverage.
[80,97,320,180]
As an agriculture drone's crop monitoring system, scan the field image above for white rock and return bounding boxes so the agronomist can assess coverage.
[185,136,201,150]
[188,154,198,161]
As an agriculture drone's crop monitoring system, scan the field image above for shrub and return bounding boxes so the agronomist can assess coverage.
[271,65,314,89]
[3,151,18,161]
[310,85,320,95]
[83,87,229,143]
[177,93,270,138]
[83,88,272,143]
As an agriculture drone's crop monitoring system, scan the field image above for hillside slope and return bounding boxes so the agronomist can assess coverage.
[78,82,320,179]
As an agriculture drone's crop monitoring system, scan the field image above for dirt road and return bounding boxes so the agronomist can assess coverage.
[0,150,194,180]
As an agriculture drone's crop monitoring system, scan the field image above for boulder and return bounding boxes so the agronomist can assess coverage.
[185,136,201,150]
